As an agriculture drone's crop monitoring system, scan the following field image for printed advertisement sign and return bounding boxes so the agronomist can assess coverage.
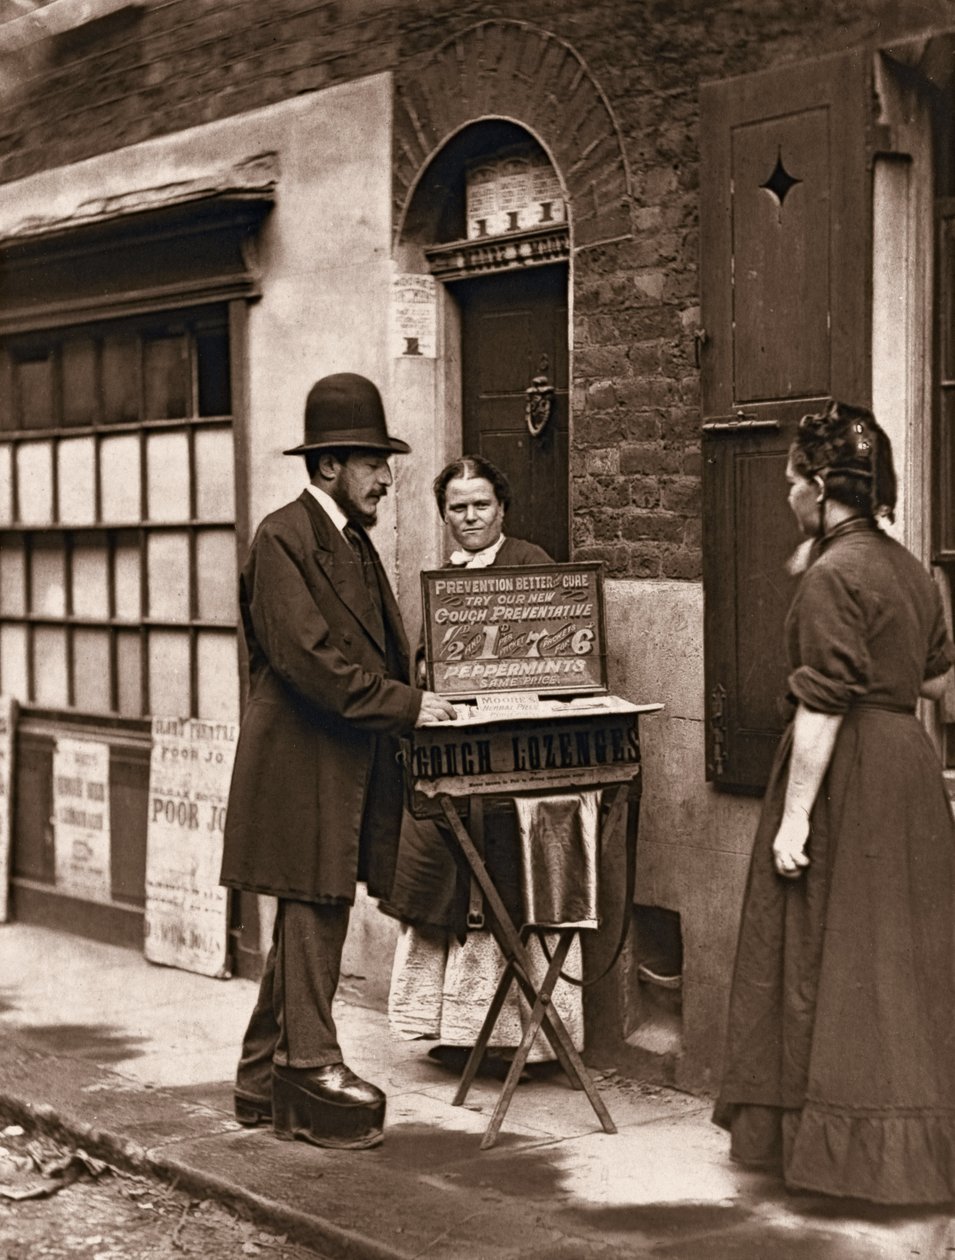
[408,706,641,801]
[145,717,237,978]
[392,272,437,358]
[53,738,112,904]
[0,697,16,923]
[421,562,607,697]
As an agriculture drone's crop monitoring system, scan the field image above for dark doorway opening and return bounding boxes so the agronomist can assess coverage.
[452,264,569,561]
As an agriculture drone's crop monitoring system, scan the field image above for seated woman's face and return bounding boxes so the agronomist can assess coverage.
[443,476,505,552]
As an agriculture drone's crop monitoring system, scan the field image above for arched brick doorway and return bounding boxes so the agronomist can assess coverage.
[393,21,632,562]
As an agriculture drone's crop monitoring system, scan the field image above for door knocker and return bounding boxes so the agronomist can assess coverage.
[525,356,555,438]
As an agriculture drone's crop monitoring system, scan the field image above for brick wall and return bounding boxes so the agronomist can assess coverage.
[4,0,955,578]
[0,0,399,184]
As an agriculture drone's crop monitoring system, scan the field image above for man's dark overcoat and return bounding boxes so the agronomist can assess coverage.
[220,490,421,904]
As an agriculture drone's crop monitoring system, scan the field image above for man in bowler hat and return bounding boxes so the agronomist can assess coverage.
[221,373,455,1149]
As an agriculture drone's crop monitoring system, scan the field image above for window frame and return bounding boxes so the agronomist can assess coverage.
[0,303,243,722]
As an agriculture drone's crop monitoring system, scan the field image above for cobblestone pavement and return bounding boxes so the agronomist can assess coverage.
[0,1127,321,1260]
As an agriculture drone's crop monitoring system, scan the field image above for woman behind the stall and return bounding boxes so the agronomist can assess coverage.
[714,400,955,1205]
[383,454,583,1071]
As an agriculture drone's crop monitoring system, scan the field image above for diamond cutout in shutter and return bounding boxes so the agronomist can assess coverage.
[760,151,801,207]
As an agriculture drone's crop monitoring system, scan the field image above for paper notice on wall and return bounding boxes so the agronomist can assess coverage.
[144,717,237,977]
[53,738,112,904]
[466,154,565,239]
[0,697,16,924]
[392,272,437,358]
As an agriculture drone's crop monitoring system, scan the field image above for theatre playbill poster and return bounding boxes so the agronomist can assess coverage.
[52,737,112,904]
[144,717,237,977]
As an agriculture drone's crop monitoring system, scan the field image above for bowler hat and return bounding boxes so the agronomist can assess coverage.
[283,373,410,455]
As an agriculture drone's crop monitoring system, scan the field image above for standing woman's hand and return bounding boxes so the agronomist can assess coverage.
[773,704,842,880]
[772,814,811,878]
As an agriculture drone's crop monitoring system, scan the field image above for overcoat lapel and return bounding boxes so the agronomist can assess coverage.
[365,535,412,671]
[298,491,386,652]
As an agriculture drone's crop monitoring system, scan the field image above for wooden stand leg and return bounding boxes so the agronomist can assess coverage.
[438,796,617,1148]
[439,798,576,1080]
[453,957,516,1106]
[522,932,582,1090]
[454,930,580,1096]
[508,947,579,1085]
[479,932,573,1149]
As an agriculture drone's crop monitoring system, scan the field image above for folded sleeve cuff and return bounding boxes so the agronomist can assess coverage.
[787,665,864,714]
[925,641,955,681]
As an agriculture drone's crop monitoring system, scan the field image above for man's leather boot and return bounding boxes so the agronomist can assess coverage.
[234,1087,272,1127]
[271,1062,385,1149]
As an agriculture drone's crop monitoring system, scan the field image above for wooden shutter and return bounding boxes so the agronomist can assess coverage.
[700,48,874,791]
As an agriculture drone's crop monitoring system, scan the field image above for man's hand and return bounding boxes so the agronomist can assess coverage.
[415,692,457,725]
[772,814,811,879]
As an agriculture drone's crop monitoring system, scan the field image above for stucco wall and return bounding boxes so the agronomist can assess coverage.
[605,579,758,1091]
[0,74,401,561]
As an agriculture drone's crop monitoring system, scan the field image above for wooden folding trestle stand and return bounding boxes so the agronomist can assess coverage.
[433,776,636,1149]
[409,556,661,1149]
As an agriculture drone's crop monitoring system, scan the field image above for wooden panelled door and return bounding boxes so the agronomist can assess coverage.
[454,264,569,561]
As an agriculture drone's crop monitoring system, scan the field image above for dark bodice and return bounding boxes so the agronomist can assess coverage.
[786,519,954,714]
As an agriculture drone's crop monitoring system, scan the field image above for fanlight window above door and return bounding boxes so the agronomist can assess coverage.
[425,144,569,283]
[465,150,565,240]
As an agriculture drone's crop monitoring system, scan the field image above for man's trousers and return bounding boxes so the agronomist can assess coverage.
[236,898,350,1099]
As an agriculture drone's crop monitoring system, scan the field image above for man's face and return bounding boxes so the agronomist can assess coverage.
[330,452,393,527]
[443,476,505,552]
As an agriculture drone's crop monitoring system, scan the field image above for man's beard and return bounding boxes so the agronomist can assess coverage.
[334,488,379,528]
[349,503,378,528]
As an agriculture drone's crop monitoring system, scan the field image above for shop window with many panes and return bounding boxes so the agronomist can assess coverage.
[0,305,239,722]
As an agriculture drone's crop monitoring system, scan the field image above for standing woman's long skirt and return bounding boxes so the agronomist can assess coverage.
[714,705,955,1204]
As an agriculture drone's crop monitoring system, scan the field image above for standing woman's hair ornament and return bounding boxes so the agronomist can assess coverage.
[792,400,897,524]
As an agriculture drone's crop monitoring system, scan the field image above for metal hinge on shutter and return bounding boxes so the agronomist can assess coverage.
[701,410,781,434]
[708,683,728,778]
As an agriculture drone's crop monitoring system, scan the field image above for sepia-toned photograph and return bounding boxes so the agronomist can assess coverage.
[0,2,954,1256]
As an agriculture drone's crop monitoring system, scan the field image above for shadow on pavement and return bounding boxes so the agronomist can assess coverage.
[163,1081,235,1111]
[378,1121,567,1193]
[793,1195,946,1224]
[567,1198,952,1258]
[10,1022,151,1064]
[0,988,20,1015]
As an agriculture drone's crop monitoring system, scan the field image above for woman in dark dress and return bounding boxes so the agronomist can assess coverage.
[714,400,955,1205]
